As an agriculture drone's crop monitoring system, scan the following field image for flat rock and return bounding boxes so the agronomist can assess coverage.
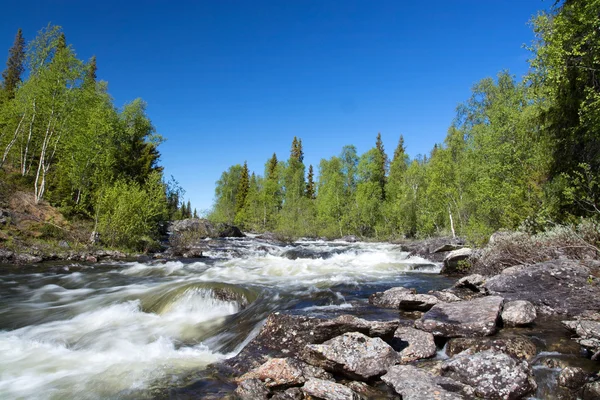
[454,274,486,292]
[562,319,600,358]
[238,357,332,388]
[429,290,462,303]
[394,326,437,362]
[446,334,537,361]
[302,378,359,400]
[441,349,537,399]
[433,244,466,253]
[315,314,398,340]
[302,332,398,380]
[369,287,440,311]
[501,300,537,326]
[415,296,504,337]
[484,260,600,316]
[381,365,465,400]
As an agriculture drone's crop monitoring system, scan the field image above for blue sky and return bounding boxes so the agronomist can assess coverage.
[0,0,548,212]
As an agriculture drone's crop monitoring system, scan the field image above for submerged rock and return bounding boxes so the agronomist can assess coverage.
[393,326,437,362]
[238,357,331,388]
[369,287,440,311]
[446,334,537,361]
[484,260,600,316]
[441,349,537,399]
[381,365,465,400]
[558,366,589,389]
[415,296,503,338]
[501,300,537,326]
[302,332,398,380]
[302,378,359,400]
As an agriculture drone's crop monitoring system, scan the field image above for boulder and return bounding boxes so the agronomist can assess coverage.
[562,318,600,358]
[582,381,600,400]
[433,243,466,253]
[381,365,465,400]
[235,378,270,399]
[446,334,537,361]
[558,366,589,389]
[429,290,462,303]
[415,296,503,337]
[369,287,440,311]
[302,332,398,380]
[314,314,398,340]
[393,326,437,362]
[484,260,600,316]
[271,387,305,400]
[302,379,359,400]
[501,300,537,326]
[441,248,473,275]
[398,236,465,263]
[238,358,331,388]
[454,274,486,292]
[441,349,537,399]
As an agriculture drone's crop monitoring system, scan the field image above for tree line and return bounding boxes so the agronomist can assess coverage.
[0,25,191,250]
[210,0,600,243]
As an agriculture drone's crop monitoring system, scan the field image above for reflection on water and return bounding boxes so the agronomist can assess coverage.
[0,239,448,399]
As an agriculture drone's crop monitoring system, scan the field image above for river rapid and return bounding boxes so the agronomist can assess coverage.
[0,238,453,399]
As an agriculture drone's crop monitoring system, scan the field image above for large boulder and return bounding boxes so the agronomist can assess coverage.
[238,358,331,388]
[484,260,600,316]
[501,300,537,326]
[302,332,398,380]
[415,296,504,337]
[369,287,440,311]
[381,365,465,400]
[446,334,537,361]
[302,379,360,400]
[393,326,437,362]
[441,248,473,275]
[441,349,537,399]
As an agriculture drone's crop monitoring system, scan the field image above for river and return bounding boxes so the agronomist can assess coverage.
[0,238,452,399]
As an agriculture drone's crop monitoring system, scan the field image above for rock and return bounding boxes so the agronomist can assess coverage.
[0,248,14,263]
[14,253,43,264]
[215,223,244,238]
[558,366,589,389]
[85,255,98,263]
[454,274,486,292]
[271,387,305,400]
[441,248,473,275]
[314,315,398,340]
[58,240,69,248]
[429,290,462,303]
[441,349,537,399]
[582,381,600,400]
[235,378,270,399]
[433,244,465,253]
[381,365,465,400]
[501,300,537,326]
[369,287,440,311]
[562,318,600,358]
[302,332,398,380]
[446,334,537,361]
[238,358,332,388]
[397,237,465,263]
[302,378,359,400]
[182,247,203,258]
[339,235,359,243]
[484,260,600,316]
[415,296,504,337]
[0,208,10,225]
[393,326,437,362]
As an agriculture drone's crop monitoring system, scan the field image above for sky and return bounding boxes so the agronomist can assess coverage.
[0,0,549,213]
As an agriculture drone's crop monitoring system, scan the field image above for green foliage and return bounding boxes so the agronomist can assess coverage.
[97,172,168,251]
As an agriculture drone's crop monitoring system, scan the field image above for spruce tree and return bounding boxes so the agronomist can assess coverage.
[267,153,278,179]
[375,133,388,199]
[186,200,192,218]
[1,28,26,99]
[84,55,97,89]
[236,161,250,214]
[291,137,304,163]
[193,208,198,218]
[306,164,316,199]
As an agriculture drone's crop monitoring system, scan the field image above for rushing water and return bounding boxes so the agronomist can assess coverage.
[0,238,453,399]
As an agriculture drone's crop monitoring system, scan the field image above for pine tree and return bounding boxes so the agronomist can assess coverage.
[306,164,315,199]
[291,136,304,163]
[267,153,278,179]
[236,161,250,214]
[1,28,26,99]
[375,132,388,199]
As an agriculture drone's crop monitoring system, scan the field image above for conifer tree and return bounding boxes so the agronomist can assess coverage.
[306,164,315,199]
[267,153,278,179]
[375,132,388,198]
[84,55,97,88]
[236,161,250,214]
[1,28,26,99]
[193,208,198,218]
[291,136,304,163]
[186,200,192,218]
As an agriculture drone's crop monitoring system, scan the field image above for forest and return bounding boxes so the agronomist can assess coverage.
[0,25,189,251]
[209,0,600,243]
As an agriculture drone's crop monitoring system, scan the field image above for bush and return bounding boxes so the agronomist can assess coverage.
[472,219,600,276]
[96,172,168,251]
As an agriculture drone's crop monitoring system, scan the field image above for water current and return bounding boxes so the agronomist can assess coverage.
[0,238,451,399]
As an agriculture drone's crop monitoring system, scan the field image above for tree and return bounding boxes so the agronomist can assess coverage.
[210,164,242,223]
[306,164,315,199]
[235,161,250,219]
[375,132,388,199]
[1,28,26,100]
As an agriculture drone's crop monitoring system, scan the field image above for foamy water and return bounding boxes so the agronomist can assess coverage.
[0,239,443,399]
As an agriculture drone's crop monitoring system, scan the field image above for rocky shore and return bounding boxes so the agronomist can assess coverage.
[211,241,600,399]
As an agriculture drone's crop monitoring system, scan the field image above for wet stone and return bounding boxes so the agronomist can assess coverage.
[393,326,437,362]
[235,378,270,399]
[238,357,332,388]
[558,366,589,389]
[369,286,440,311]
[501,300,537,326]
[381,365,464,400]
[446,334,537,361]
[302,378,360,400]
